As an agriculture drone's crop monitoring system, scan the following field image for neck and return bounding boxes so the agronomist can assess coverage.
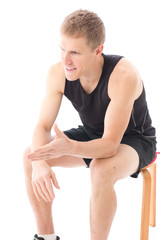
[79,55,104,94]
[81,54,104,84]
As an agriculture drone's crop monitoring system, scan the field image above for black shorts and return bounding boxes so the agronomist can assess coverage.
[64,125,157,178]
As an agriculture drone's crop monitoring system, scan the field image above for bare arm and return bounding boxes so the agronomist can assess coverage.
[31,62,65,151]
[30,62,65,202]
[70,59,142,159]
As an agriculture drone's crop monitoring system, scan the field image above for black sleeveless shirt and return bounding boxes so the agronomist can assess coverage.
[64,54,156,138]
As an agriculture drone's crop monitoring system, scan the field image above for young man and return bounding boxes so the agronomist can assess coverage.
[24,9,156,240]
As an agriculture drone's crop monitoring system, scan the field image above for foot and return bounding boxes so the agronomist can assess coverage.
[34,234,60,240]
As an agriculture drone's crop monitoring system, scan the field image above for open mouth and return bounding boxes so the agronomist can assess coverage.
[66,67,76,72]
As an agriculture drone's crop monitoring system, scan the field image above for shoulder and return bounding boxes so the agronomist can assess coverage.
[108,58,143,100]
[112,58,141,84]
[46,62,65,94]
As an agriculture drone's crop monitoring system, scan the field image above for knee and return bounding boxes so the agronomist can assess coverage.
[90,158,117,187]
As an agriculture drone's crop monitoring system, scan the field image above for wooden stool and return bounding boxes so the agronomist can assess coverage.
[140,152,159,240]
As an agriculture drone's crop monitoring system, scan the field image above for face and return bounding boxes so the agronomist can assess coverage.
[60,34,99,81]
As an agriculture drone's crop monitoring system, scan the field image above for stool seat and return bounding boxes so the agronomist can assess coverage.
[140,152,159,240]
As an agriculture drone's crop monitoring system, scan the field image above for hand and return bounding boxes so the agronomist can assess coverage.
[28,124,71,161]
[32,161,60,202]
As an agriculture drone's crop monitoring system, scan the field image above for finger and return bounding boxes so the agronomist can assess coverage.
[28,150,55,160]
[32,182,41,202]
[28,144,51,158]
[40,181,53,202]
[28,151,49,159]
[28,146,55,156]
[45,178,55,200]
[51,171,60,189]
[34,143,51,152]
[30,154,53,162]
[35,182,49,202]
[53,123,63,137]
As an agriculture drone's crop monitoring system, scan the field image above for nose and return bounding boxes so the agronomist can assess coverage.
[62,52,72,66]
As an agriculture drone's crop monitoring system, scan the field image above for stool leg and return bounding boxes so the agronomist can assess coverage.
[149,163,156,227]
[140,169,151,240]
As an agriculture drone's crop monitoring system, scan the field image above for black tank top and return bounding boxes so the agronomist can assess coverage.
[64,54,156,138]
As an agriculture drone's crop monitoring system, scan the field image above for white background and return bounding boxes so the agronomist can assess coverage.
[0,0,159,239]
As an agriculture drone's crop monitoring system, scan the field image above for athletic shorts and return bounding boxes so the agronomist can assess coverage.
[64,125,157,178]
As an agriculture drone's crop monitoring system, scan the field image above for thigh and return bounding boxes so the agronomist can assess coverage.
[90,144,139,182]
[121,134,157,178]
[113,144,139,180]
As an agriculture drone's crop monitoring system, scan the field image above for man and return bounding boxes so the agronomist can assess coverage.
[23,9,156,240]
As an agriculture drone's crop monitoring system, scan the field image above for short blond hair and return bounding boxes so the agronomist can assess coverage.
[60,9,105,50]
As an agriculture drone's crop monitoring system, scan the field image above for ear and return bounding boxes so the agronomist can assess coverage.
[96,44,104,56]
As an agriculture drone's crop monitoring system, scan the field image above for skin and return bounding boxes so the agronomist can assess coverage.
[24,34,142,239]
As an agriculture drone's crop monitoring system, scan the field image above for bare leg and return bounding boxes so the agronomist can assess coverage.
[89,144,139,240]
[23,146,86,235]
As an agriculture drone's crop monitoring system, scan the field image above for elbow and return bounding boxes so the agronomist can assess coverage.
[110,146,118,157]
[110,140,119,157]
[101,139,119,159]
[106,145,118,159]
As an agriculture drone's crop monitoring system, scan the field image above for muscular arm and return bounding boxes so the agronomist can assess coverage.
[31,62,65,151]
[70,59,142,159]
[30,62,65,202]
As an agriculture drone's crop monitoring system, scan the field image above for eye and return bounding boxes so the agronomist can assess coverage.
[71,51,80,55]
[59,45,65,52]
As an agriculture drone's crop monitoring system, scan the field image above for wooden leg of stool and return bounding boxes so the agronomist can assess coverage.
[140,169,151,240]
[149,163,156,227]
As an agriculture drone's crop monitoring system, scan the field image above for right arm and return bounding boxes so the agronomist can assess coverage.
[31,62,65,202]
[32,62,65,150]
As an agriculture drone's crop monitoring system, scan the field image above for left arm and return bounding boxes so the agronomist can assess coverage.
[70,63,142,159]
